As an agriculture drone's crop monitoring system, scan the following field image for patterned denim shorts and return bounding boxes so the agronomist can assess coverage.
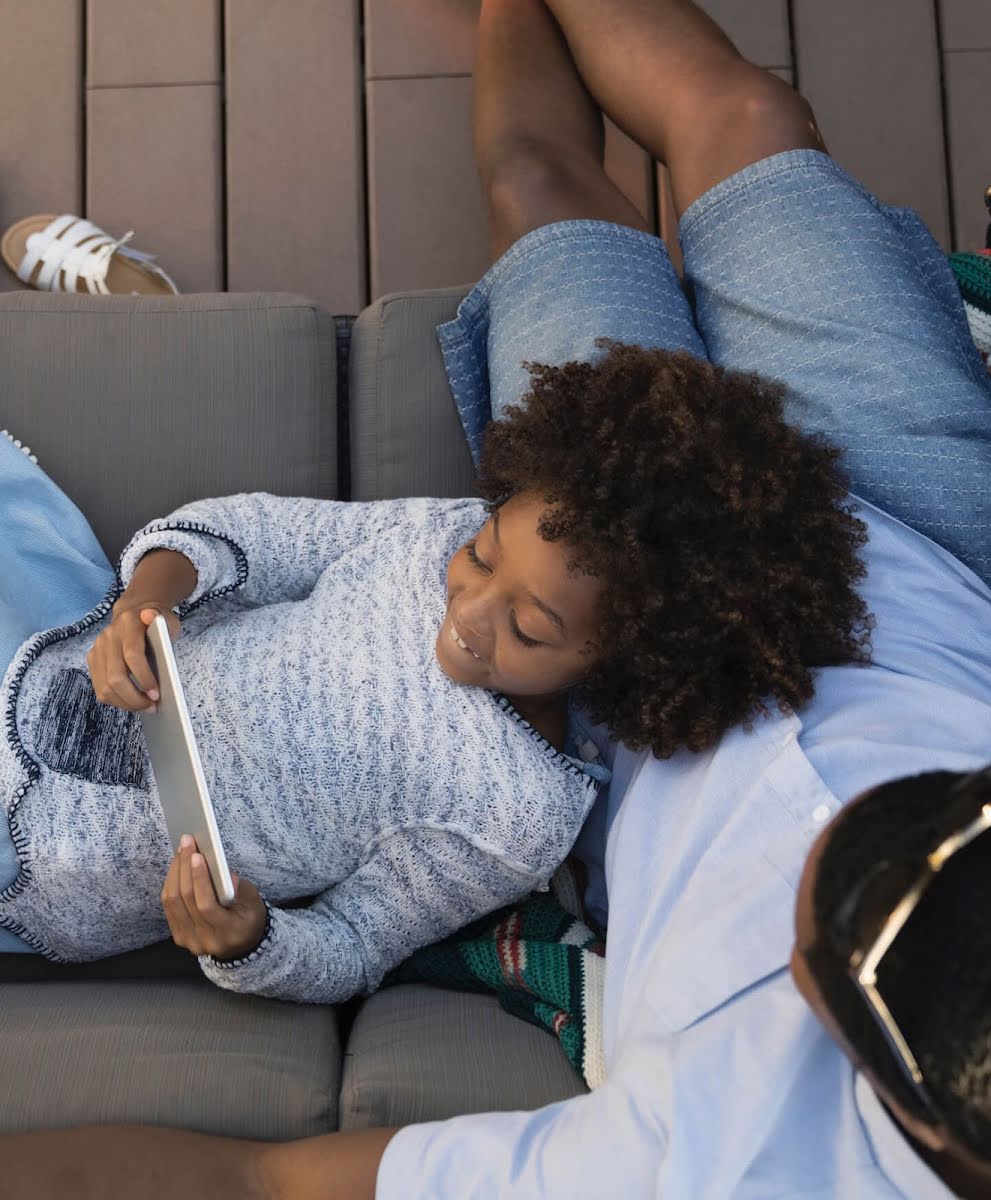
[437,148,991,588]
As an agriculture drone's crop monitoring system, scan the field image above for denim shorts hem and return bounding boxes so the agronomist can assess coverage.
[677,148,881,243]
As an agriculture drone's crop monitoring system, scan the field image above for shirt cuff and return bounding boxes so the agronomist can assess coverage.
[198,900,280,991]
[376,1122,449,1199]
[117,522,242,611]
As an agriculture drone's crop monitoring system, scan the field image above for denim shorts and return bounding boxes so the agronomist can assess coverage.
[437,148,991,588]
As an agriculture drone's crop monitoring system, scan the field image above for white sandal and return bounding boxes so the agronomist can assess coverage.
[1,213,180,296]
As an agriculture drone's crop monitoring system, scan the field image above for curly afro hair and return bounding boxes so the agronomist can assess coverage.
[474,341,872,759]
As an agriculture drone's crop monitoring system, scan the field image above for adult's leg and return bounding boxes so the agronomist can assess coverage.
[541,0,991,583]
[442,0,706,462]
[473,0,650,260]
[541,0,825,218]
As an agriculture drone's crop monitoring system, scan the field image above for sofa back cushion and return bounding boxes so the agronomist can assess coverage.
[349,287,476,501]
[0,292,337,563]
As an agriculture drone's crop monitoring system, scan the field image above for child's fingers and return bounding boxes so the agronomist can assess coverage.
[190,852,222,923]
[89,639,151,712]
[177,840,201,926]
[123,625,159,701]
[161,847,195,945]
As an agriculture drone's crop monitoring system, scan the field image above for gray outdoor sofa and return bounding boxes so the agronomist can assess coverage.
[0,290,585,1138]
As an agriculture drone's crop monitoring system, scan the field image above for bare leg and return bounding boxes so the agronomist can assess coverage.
[541,0,827,217]
[474,0,649,260]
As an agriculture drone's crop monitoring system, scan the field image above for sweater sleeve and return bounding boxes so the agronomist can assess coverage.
[197,825,542,1004]
[116,493,412,612]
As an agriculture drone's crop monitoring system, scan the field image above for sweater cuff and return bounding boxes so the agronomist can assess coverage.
[198,899,281,990]
[117,521,244,612]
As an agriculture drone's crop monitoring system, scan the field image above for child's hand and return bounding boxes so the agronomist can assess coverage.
[161,835,268,962]
[87,602,180,713]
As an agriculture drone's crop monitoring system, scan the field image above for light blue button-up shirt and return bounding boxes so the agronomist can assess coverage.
[377,501,991,1199]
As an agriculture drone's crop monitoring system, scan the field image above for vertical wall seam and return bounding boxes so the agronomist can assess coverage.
[932,0,958,251]
[81,0,88,217]
[358,0,372,309]
[785,0,799,93]
[219,0,229,291]
[648,155,661,239]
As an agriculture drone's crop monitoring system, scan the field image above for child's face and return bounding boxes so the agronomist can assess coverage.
[436,492,603,701]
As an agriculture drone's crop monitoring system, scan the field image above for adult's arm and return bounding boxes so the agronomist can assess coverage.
[2,1124,398,1200]
[2,971,914,1199]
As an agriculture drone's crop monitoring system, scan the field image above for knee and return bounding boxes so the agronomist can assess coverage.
[715,69,821,145]
[481,138,584,234]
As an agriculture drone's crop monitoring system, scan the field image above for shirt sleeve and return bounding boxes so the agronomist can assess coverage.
[376,1071,664,1200]
[116,493,410,612]
[197,825,541,1004]
[374,970,925,1199]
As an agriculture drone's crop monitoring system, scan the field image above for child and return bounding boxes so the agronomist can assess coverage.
[0,6,875,1005]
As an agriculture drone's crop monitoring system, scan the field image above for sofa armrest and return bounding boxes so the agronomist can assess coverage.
[349,287,476,501]
[0,292,337,562]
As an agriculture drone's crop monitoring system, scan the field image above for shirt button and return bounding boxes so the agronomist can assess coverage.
[812,803,832,824]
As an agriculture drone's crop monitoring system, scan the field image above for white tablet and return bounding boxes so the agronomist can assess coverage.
[138,613,236,906]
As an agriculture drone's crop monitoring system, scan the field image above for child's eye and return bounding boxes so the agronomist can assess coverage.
[465,539,488,571]
[463,542,539,648]
[510,615,540,648]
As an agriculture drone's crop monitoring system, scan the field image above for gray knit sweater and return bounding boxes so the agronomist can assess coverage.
[0,494,610,1004]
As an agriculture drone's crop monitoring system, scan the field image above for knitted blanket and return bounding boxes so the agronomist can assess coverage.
[385,861,607,1088]
[950,249,991,370]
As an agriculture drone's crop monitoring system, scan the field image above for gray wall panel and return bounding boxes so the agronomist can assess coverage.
[87,0,221,86]
[225,0,365,313]
[944,51,991,251]
[698,0,791,68]
[939,0,991,51]
[0,0,82,292]
[86,85,223,292]
[793,0,951,248]
[367,75,488,296]
[366,0,477,78]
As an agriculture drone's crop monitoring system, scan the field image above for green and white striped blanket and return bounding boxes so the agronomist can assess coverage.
[385,863,607,1088]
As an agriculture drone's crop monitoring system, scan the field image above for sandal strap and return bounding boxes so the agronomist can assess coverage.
[18,214,179,295]
[20,215,107,290]
[62,230,128,294]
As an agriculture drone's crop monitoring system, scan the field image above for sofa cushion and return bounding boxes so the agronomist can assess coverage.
[0,979,340,1138]
[338,983,586,1129]
[0,292,337,562]
[349,287,477,501]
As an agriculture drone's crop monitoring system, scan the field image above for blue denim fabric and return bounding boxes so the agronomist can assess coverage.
[0,434,115,950]
[437,149,991,588]
[679,149,991,584]
[437,219,705,458]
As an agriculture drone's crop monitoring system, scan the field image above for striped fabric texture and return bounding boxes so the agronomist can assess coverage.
[386,863,607,1088]
[949,249,991,367]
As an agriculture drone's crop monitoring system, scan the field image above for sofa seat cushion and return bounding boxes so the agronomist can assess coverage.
[339,983,586,1129]
[0,980,340,1138]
